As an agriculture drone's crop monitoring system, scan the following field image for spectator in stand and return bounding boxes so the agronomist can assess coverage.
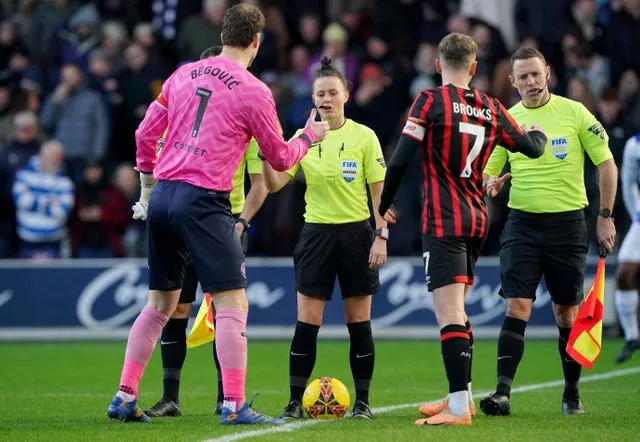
[70,162,129,258]
[54,3,101,76]
[112,163,146,257]
[12,140,74,259]
[40,63,109,184]
[115,43,163,163]
[175,0,228,62]
[307,23,360,89]
[0,111,42,258]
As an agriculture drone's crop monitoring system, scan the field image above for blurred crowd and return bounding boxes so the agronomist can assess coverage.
[0,0,638,259]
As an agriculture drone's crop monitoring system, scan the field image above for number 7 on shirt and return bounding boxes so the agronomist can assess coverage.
[459,122,486,178]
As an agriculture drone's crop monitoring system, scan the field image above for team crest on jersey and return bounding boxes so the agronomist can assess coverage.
[341,160,358,182]
[550,137,569,160]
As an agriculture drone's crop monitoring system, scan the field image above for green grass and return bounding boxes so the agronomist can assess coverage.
[0,339,638,441]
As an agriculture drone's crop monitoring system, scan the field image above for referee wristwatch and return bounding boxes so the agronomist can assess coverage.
[598,208,612,219]
[236,217,250,232]
[374,227,389,240]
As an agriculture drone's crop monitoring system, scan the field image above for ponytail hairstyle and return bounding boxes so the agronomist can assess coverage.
[313,56,348,90]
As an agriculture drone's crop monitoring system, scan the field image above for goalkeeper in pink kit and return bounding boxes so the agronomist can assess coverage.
[107,4,329,425]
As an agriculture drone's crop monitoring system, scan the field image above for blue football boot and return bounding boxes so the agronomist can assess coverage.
[107,395,151,423]
[220,394,284,425]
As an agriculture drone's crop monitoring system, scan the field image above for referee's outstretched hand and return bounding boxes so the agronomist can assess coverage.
[485,172,511,198]
[305,108,330,142]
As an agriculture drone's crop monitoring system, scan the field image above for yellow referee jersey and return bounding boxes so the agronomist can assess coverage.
[287,119,386,224]
[483,94,612,213]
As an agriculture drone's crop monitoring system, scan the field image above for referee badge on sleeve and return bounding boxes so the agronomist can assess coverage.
[551,137,569,160]
[341,160,358,182]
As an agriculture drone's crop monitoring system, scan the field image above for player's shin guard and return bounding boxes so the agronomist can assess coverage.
[558,326,581,400]
[215,309,248,412]
[615,290,640,341]
[496,316,526,397]
[289,321,320,403]
[440,325,471,415]
[465,319,474,399]
[347,321,375,404]
[119,306,169,397]
[160,317,188,402]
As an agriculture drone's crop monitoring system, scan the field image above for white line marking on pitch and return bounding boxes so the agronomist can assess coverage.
[202,366,640,442]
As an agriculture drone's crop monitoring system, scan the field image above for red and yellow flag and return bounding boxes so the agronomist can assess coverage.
[186,293,215,349]
[566,253,606,369]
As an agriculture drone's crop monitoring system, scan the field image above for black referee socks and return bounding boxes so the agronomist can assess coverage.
[496,316,527,397]
[212,339,223,404]
[558,326,581,399]
[160,317,188,402]
[347,320,375,405]
[440,324,471,394]
[289,321,320,403]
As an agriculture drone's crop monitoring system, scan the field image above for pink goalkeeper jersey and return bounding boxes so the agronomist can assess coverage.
[135,57,315,191]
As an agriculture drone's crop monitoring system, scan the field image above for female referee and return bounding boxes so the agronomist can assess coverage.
[262,56,388,420]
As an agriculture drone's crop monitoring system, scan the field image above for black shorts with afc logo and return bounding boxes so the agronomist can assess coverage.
[422,234,483,292]
[499,209,588,306]
[179,214,248,304]
[294,221,380,300]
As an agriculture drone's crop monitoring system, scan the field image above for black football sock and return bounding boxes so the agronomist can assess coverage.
[558,326,582,400]
[212,338,223,404]
[496,316,527,397]
[289,321,320,403]
[347,321,375,405]
[465,319,473,386]
[160,317,188,403]
[440,324,471,394]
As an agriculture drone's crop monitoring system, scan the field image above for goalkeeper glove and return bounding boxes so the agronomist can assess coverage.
[132,170,157,220]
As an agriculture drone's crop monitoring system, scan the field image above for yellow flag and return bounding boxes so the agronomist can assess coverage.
[566,254,605,369]
[186,293,215,349]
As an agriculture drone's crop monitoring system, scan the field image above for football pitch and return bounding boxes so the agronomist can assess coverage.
[1,339,638,441]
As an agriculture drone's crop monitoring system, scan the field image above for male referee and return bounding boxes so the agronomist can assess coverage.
[481,47,617,416]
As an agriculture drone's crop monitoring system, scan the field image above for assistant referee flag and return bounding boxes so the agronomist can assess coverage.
[186,293,215,349]
[566,248,607,369]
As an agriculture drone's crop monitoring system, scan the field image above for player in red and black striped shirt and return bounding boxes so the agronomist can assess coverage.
[379,33,547,426]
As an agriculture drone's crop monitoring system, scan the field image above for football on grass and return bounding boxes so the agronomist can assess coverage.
[302,377,350,419]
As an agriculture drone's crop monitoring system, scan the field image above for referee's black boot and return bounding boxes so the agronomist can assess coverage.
[351,400,373,419]
[479,393,511,416]
[144,398,181,417]
[562,397,585,415]
[280,400,304,419]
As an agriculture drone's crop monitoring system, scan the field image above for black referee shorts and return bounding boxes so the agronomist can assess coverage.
[179,213,247,304]
[499,209,588,306]
[147,180,246,294]
[294,221,380,300]
[422,234,483,291]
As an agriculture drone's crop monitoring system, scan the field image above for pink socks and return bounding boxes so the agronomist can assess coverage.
[215,309,248,411]
[118,306,168,398]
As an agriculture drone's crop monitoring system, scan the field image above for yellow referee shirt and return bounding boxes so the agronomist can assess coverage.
[287,119,386,224]
[157,133,259,215]
[483,94,612,213]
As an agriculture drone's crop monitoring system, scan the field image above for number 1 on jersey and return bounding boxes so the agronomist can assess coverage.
[459,122,486,178]
[192,87,212,138]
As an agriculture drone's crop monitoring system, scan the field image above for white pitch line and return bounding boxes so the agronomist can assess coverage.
[202,366,640,442]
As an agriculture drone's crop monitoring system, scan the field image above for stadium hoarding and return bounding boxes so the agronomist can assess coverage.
[0,257,616,340]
